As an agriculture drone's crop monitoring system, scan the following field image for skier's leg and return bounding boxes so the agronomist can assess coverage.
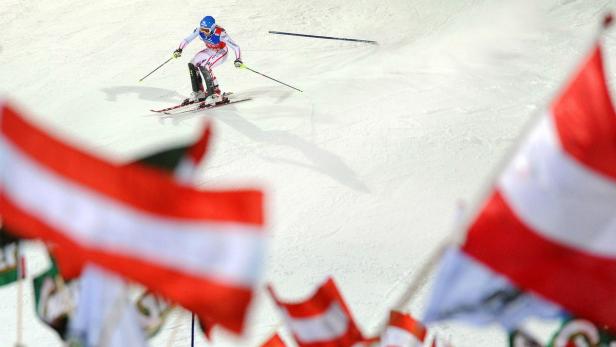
[181,51,213,105]
[198,65,216,96]
[197,48,229,99]
[188,63,203,93]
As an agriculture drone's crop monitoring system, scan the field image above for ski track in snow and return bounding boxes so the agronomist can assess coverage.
[2,0,616,346]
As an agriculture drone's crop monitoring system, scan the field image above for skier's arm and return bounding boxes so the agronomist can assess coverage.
[221,31,241,60]
[179,29,199,50]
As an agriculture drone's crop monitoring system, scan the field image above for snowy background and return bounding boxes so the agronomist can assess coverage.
[1,0,615,346]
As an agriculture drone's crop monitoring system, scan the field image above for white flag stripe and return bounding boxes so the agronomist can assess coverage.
[380,326,422,347]
[283,302,350,343]
[498,113,616,258]
[1,138,264,285]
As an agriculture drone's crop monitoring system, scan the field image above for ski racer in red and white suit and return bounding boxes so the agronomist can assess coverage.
[173,15,242,105]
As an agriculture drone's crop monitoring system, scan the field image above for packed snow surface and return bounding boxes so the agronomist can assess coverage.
[1,0,615,346]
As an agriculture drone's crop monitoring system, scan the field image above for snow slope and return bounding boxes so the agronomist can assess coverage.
[1,0,615,346]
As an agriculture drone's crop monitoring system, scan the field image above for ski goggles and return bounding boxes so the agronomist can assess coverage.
[200,26,212,35]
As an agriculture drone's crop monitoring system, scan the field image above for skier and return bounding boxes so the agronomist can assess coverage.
[172,15,242,106]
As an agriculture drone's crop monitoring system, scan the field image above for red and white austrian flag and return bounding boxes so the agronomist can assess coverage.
[463,38,616,330]
[269,278,366,347]
[380,311,427,347]
[0,103,266,334]
[174,121,212,183]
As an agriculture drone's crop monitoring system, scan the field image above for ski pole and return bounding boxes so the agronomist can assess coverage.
[139,56,175,82]
[240,64,303,92]
[269,31,378,45]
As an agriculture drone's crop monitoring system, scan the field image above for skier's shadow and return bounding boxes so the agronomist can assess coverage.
[147,88,368,193]
[216,112,370,194]
[101,86,183,103]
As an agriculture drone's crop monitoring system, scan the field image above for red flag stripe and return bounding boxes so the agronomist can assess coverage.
[261,333,288,347]
[199,317,215,340]
[388,311,427,342]
[271,278,354,318]
[497,115,616,257]
[463,190,616,330]
[0,104,263,224]
[289,329,364,347]
[551,44,616,181]
[269,278,365,347]
[1,193,253,333]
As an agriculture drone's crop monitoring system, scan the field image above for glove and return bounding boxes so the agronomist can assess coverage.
[234,59,243,68]
[172,48,182,58]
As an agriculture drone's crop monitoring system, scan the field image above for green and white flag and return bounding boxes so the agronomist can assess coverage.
[0,228,21,286]
[547,318,616,347]
[33,258,79,340]
[509,330,542,347]
[135,290,172,338]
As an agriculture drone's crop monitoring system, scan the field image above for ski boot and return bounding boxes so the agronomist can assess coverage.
[181,91,206,106]
[203,88,229,106]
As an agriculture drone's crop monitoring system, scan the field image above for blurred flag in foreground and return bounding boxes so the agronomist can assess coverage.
[51,122,213,281]
[546,318,616,347]
[171,122,212,183]
[68,265,147,347]
[0,102,266,334]
[423,248,561,330]
[35,130,202,339]
[462,27,616,331]
[0,227,20,286]
[508,330,542,347]
[129,121,212,183]
[33,257,80,340]
[269,277,366,347]
[379,310,427,347]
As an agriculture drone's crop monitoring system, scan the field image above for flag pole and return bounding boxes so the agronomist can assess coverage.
[368,235,455,338]
[191,313,195,347]
[391,242,451,312]
[15,244,25,347]
[373,12,616,338]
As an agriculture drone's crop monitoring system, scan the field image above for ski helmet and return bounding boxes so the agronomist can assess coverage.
[199,16,216,35]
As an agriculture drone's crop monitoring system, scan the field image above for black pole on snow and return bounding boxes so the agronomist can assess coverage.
[139,56,174,82]
[268,31,378,45]
[240,64,303,92]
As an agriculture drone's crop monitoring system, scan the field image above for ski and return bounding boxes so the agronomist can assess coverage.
[159,98,252,115]
[150,100,198,113]
[150,92,235,113]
